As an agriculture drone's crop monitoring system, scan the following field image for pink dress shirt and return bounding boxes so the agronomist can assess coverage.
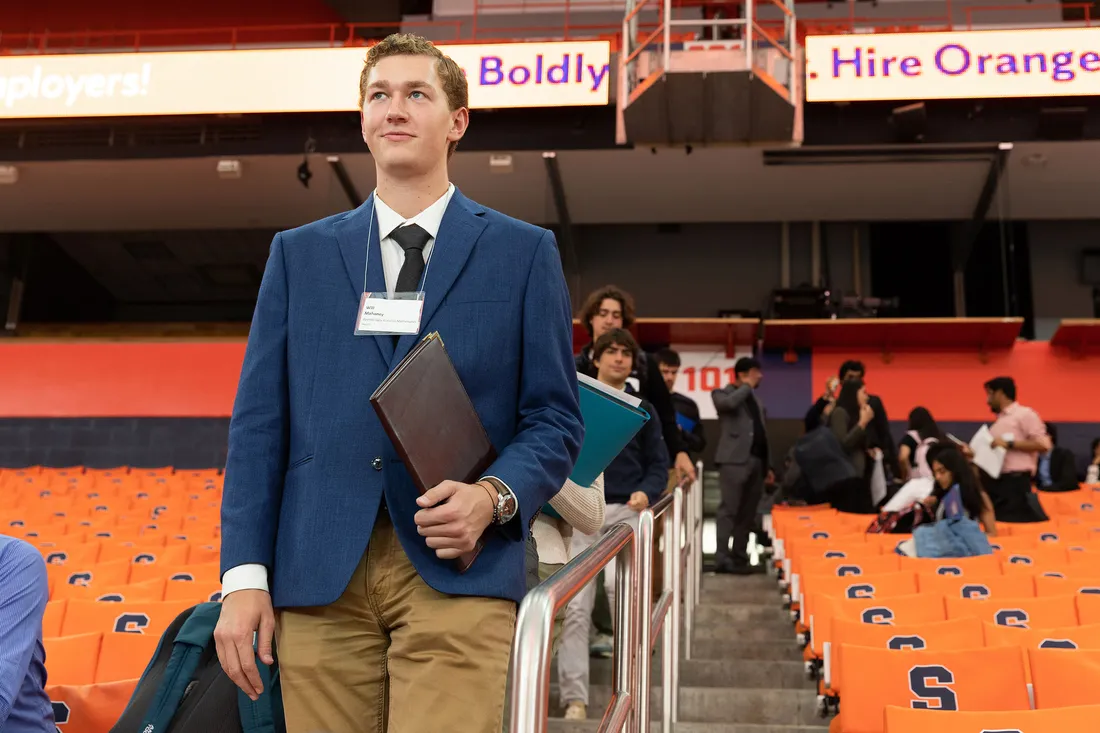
[990,402,1052,474]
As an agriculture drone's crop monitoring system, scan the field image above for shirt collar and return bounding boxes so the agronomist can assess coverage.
[374,183,455,242]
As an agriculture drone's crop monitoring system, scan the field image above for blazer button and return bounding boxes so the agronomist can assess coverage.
[371,457,383,471]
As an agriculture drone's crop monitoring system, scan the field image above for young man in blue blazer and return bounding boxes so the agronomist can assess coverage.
[213,33,584,733]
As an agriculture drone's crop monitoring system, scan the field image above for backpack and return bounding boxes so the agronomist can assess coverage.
[110,602,285,733]
[908,431,938,480]
[792,427,858,498]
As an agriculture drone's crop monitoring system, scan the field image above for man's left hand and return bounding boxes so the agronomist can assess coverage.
[992,437,1009,450]
[675,452,697,483]
[415,480,495,560]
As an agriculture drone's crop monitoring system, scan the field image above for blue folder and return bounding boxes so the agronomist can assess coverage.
[542,373,650,520]
[675,412,697,433]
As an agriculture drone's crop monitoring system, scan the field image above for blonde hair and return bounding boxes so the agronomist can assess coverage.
[358,33,469,157]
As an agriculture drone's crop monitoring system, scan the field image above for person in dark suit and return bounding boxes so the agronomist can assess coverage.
[805,360,896,474]
[1036,423,1080,493]
[213,34,584,733]
[711,357,769,574]
[655,348,707,458]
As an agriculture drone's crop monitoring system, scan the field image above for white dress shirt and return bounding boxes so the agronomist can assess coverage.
[222,183,502,598]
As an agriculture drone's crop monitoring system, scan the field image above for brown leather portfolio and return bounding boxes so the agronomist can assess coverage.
[369,331,497,572]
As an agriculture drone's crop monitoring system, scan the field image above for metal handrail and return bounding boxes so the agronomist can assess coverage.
[509,522,637,733]
[508,468,703,733]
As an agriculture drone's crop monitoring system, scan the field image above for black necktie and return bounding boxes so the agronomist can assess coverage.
[391,224,432,292]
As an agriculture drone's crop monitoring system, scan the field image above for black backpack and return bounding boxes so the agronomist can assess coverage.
[792,427,858,498]
[110,602,284,733]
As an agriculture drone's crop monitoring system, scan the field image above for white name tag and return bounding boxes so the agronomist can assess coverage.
[354,292,424,336]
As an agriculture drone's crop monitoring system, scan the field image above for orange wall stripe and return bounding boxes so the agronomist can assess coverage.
[812,341,1100,423]
[0,342,245,417]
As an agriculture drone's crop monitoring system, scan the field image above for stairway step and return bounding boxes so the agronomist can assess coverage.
[688,638,804,662]
[701,573,779,592]
[692,623,794,642]
[549,722,827,732]
[550,657,809,689]
[700,586,784,605]
[549,686,824,726]
[694,602,791,626]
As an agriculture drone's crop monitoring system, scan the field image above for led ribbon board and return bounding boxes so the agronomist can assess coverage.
[0,40,611,119]
[806,27,1100,102]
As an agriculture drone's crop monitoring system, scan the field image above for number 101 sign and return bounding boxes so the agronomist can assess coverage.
[670,348,751,420]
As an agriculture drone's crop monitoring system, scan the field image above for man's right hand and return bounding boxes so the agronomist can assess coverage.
[214,589,275,701]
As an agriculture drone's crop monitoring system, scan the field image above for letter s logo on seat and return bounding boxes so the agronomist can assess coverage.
[837,565,863,577]
[888,635,927,650]
[1039,639,1078,649]
[824,551,847,559]
[937,566,962,576]
[961,584,990,600]
[846,584,875,599]
[811,531,830,539]
[862,607,894,625]
[51,701,70,733]
[67,572,92,586]
[114,613,150,634]
[46,552,68,565]
[909,665,958,710]
[995,609,1029,628]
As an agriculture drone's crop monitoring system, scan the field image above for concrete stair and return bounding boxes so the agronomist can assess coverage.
[546,569,828,731]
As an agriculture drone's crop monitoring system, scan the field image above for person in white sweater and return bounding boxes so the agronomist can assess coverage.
[532,473,606,652]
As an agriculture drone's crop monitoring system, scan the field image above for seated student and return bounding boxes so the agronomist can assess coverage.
[1036,423,1080,493]
[1090,438,1100,484]
[557,328,669,721]
[924,445,998,536]
[0,536,54,733]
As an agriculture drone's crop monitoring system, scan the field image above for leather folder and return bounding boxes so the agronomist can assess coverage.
[370,331,497,572]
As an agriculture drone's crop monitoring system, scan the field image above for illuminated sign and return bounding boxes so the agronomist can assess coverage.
[0,41,611,119]
[806,27,1100,102]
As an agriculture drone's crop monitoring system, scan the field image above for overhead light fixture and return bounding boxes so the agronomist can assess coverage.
[0,165,18,185]
[489,153,513,174]
[216,159,242,179]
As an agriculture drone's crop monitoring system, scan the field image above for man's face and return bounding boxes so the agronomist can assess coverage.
[589,298,624,340]
[658,362,678,392]
[842,369,864,383]
[987,388,1004,414]
[360,54,467,176]
[595,343,633,386]
[739,367,763,388]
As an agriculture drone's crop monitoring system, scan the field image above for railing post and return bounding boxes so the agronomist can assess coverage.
[663,0,672,73]
[683,480,694,663]
[744,0,754,73]
[614,531,638,733]
[694,461,703,608]
[670,485,683,725]
[661,504,675,733]
[636,507,655,733]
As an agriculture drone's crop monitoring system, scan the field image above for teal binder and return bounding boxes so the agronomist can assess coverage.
[543,373,650,520]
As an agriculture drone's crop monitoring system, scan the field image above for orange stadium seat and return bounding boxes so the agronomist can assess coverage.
[47,679,138,733]
[49,558,132,594]
[95,632,161,683]
[43,633,102,686]
[163,580,222,603]
[945,594,1079,628]
[917,572,1036,599]
[900,554,1001,577]
[832,645,1030,733]
[53,578,166,603]
[824,617,983,698]
[984,621,1100,650]
[811,594,947,660]
[1077,593,1100,625]
[187,543,220,565]
[987,535,1037,553]
[884,704,1100,733]
[43,600,66,637]
[999,546,1072,575]
[1035,575,1100,596]
[60,599,192,637]
[38,541,101,567]
[1030,648,1100,708]
[129,562,220,585]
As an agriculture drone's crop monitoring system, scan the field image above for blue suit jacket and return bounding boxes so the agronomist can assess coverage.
[219,189,584,608]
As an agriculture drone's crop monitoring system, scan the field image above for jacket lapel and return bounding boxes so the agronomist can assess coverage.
[392,189,487,363]
[334,193,394,363]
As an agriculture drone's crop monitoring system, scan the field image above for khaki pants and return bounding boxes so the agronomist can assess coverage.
[275,510,517,733]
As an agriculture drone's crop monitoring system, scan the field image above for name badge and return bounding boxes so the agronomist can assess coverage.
[354,292,425,336]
